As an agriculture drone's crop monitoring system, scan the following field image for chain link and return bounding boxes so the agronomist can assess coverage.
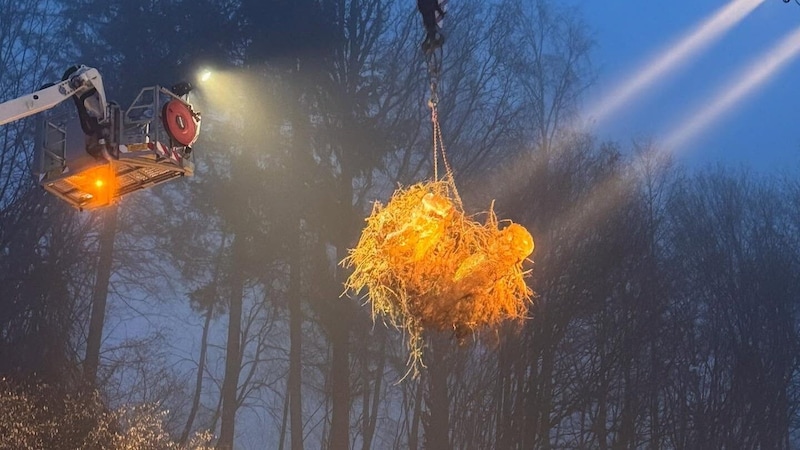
[425,47,462,208]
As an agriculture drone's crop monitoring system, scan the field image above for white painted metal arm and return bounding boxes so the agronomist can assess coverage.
[0,66,107,126]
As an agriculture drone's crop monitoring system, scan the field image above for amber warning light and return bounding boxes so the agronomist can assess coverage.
[44,164,118,210]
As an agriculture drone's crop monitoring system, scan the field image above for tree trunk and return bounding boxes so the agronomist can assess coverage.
[289,246,304,450]
[83,205,118,385]
[536,347,554,450]
[424,334,451,450]
[181,302,213,443]
[329,237,354,449]
[496,335,514,449]
[409,376,424,450]
[218,234,246,450]
[279,376,290,450]
[361,327,385,450]
[329,310,350,449]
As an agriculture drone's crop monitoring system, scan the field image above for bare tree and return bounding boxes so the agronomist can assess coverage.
[665,168,800,449]
[0,0,92,385]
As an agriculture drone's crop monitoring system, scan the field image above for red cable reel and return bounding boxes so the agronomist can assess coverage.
[162,99,200,147]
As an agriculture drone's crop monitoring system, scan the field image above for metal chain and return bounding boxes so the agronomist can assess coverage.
[425,47,462,208]
[426,48,441,181]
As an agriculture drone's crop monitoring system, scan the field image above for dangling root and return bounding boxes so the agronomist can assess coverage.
[342,178,534,378]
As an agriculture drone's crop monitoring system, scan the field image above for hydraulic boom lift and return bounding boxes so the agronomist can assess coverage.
[0,65,201,210]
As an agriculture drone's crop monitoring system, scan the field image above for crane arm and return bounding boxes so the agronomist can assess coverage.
[0,66,107,126]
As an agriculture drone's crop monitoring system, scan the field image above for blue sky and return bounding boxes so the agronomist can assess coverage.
[570,0,800,172]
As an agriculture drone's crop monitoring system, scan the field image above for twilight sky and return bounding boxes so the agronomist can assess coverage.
[570,0,800,173]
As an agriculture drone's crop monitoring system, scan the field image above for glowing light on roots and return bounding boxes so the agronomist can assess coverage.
[663,25,800,153]
[585,0,765,126]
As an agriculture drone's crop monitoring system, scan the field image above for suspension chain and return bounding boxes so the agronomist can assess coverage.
[426,49,441,181]
[425,47,462,208]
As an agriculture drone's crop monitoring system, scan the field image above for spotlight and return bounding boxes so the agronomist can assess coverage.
[200,70,212,83]
[171,81,193,97]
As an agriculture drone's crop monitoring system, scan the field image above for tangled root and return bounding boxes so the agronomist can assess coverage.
[342,178,534,378]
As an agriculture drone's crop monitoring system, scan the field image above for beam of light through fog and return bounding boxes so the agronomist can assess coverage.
[544,24,800,244]
[193,70,237,117]
[485,0,765,202]
[192,70,269,126]
[584,0,765,127]
[663,24,800,154]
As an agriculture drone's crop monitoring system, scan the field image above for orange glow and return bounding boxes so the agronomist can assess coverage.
[64,164,117,208]
[342,179,534,378]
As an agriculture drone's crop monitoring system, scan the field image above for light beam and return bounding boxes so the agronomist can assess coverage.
[663,24,800,153]
[585,0,765,127]
[544,23,800,250]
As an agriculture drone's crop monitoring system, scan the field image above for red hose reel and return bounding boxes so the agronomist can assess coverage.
[162,99,200,147]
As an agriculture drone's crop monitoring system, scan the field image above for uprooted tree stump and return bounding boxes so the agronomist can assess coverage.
[342,178,534,378]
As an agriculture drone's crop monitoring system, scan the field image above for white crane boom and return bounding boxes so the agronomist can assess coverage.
[0,66,107,126]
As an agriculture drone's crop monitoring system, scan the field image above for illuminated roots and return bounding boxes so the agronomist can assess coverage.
[342,179,534,377]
